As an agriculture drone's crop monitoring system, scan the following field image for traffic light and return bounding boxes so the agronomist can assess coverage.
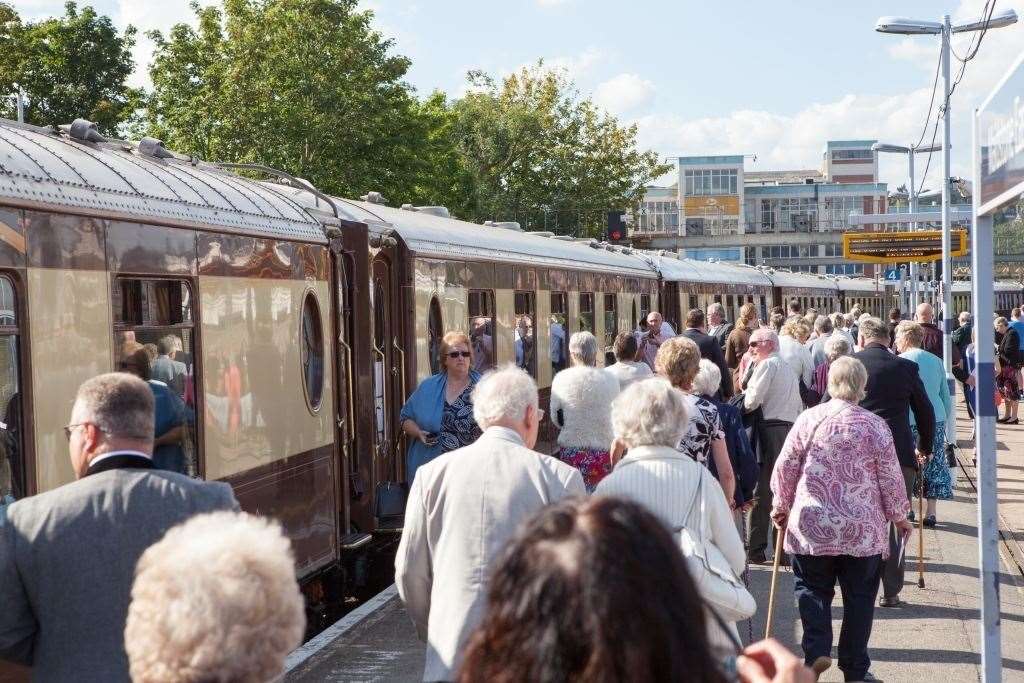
[606,211,627,243]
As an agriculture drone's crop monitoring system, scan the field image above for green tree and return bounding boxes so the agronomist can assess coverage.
[445,64,671,236]
[145,0,432,201]
[0,2,140,133]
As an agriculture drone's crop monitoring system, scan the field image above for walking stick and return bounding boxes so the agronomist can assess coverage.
[918,481,926,589]
[764,527,786,639]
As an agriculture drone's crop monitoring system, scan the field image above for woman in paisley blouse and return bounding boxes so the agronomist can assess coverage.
[655,336,736,507]
[770,356,912,683]
[400,332,482,484]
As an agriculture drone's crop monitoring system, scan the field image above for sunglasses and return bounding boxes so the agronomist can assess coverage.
[447,351,471,359]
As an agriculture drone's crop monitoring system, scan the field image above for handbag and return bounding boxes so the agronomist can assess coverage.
[374,480,408,531]
[674,468,757,623]
[798,378,821,408]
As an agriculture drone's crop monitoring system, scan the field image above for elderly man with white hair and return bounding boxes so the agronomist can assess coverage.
[743,328,803,564]
[597,378,746,652]
[395,365,585,682]
[706,302,734,352]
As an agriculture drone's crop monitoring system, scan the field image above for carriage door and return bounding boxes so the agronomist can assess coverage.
[370,258,397,484]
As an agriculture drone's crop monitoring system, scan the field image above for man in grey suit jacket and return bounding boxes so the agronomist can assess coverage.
[150,335,188,396]
[395,365,585,682]
[0,373,238,681]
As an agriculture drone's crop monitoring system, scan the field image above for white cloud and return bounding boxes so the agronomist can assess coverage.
[593,73,655,115]
[117,0,219,89]
[634,0,1024,189]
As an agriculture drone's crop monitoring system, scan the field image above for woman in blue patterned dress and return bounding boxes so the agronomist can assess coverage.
[895,321,953,526]
[400,332,482,483]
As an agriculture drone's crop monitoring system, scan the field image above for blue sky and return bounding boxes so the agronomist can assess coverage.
[14,0,1024,187]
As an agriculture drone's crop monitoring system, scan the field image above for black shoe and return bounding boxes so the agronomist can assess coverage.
[1008,418,1020,426]
[878,596,903,608]
[924,515,937,528]
[998,416,1010,423]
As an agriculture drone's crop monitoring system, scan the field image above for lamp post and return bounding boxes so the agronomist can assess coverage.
[871,141,942,313]
[876,7,1017,454]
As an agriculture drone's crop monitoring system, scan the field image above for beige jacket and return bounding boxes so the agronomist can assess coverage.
[395,426,585,682]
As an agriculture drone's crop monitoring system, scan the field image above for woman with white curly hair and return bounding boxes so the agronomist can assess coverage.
[551,360,620,491]
[597,378,747,655]
[125,511,305,683]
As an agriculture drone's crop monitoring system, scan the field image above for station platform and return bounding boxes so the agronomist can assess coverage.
[285,405,1024,682]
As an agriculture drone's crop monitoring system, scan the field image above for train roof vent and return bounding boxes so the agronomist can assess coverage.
[137,136,175,159]
[64,118,105,143]
[415,206,450,218]
[530,231,555,237]
[485,221,521,231]
[574,237,595,243]
[400,203,417,211]
[552,235,574,241]
[361,191,387,205]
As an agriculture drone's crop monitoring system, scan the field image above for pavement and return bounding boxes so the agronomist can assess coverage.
[286,404,1024,683]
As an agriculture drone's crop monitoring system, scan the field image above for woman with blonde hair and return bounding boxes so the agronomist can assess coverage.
[656,336,736,505]
[725,303,758,372]
[401,331,482,482]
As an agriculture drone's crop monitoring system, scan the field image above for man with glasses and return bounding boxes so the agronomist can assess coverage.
[637,310,675,371]
[0,372,237,681]
[742,329,802,564]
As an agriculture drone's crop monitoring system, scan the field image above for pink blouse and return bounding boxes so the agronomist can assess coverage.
[770,400,910,558]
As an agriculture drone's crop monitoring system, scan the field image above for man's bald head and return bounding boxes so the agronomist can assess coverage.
[916,302,934,324]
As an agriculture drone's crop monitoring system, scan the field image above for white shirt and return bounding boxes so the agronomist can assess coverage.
[778,335,814,386]
[604,360,653,390]
[638,321,676,369]
[744,354,803,423]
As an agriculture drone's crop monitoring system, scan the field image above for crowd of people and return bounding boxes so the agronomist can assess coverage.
[396,298,1008,683]
[0,297,1012,683]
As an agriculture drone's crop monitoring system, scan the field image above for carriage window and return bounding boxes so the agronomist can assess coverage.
[640,294,651,324]
[428,297,443,375]
[301,291,325,412]
[112,278,198,476]
[603,293,618,351]
[468,289,495,372]
[514,291,537,378]
[0,275,22,507]
[550,292,568,374]
[689,295,699,312]
[579,292,594,332]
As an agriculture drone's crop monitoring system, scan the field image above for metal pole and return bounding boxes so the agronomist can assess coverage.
[899,266,908,314]
[941,15,957,444]
[972,107,1001,683]
[909,149,919,310]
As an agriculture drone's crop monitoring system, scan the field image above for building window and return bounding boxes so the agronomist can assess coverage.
[468,289,496,372]
[684,169,738,196]
[113,278,198,475]
[0,275,23,501]
[825,263,865,276]
[514,291,537,378]
[301,291,325,412]
[832,149,873,161]
[550,292,568,374]
[579,292,595,332]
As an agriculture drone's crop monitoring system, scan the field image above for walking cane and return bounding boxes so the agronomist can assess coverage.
[918,480,925,588]
[764,526,786,639]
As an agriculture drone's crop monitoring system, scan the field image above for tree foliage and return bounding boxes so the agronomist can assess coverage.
[145,0,432,201]
[0,2,141,133]
[445,65,671,236]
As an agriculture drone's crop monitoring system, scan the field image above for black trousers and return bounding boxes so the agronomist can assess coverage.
[791,553,883,682]
[747,420,791,558]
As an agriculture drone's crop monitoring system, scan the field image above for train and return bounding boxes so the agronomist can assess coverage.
[0,116,1021,623]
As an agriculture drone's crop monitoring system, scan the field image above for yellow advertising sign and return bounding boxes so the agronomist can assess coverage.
[842,230,968,263]
[683,195,740,215]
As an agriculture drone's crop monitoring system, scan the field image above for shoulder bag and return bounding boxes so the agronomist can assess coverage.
[675,467,756,623]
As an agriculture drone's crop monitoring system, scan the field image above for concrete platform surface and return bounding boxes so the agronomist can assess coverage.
[287,405,1024,682]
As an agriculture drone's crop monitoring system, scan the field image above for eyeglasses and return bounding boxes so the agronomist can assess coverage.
[748,341,763,348]
[447,351,472,359]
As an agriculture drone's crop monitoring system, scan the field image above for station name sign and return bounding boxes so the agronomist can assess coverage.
[979,50,1024,215]
[842,230,968,263]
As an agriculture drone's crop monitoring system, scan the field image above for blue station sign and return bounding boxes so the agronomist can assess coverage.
[979,50,1024,215]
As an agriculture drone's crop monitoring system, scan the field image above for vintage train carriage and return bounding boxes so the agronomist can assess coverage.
[951,280,1024,318]
[282,196,662,492]
[644,252,774,328]
[0,118,360,586]
[765,270,840,314]
[835,277,886,317]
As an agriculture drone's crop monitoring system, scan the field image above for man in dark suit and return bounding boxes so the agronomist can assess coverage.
[681,309,733,398]
[706,302,734,352]
[854,317,935,608]
[0,373,238,681]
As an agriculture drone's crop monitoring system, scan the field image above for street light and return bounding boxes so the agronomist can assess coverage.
[872,141,942,311]
[876,6,1017,445]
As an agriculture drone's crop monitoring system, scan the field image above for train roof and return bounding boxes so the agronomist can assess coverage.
[640,253,773,288]
[763,269,839,292]
[0,119,327,243]
[833,277,881,293]
[952,280,1022,292]
[275,186,660,278]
